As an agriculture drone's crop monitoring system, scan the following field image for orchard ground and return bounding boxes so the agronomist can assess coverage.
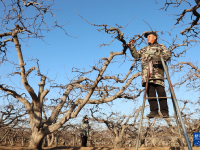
[0,146,199,150]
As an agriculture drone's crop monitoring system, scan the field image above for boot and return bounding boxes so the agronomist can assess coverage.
[146,111,160,118]
[161,112,169,118]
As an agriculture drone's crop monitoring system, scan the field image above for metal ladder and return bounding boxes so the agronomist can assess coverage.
[135,57,193,150]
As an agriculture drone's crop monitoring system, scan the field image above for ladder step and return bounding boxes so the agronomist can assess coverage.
[149,78,167,80]
[146,97,171,99]
[142,116,173,119]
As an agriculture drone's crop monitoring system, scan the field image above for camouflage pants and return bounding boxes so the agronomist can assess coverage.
[147,83,169,113]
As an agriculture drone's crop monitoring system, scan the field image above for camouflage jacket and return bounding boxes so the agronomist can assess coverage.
[129,42,171,87]
[82,120,90,137]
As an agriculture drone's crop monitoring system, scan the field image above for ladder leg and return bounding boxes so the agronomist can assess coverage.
[172,97,185,150]
[161,57,192,150]
[135,70,150,150]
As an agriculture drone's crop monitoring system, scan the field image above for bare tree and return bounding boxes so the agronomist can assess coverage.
[160,0,200,36]
[158,1,200,93]
[170,61,200,90]
[0,101,27,144]
[0,1,143,149]
[90,108,143,148]
[0,104,26,128]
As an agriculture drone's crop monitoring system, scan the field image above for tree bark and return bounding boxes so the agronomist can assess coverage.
[114,137,122,148]
[47,133,54,147]
[28,131,44,150]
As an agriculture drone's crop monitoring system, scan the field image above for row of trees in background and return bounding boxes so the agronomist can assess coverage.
[0,100,199,148]
[0,0,200,149]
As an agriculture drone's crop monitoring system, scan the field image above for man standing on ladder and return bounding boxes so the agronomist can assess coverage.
[128,31,171,118]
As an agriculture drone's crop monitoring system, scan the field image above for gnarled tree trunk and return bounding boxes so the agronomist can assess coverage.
[28,130,45,149]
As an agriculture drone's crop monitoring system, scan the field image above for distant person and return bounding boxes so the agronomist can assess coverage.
[128,31,171,118]
[81,115,90,147]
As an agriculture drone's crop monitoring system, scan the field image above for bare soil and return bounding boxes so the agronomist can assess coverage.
[0,146,199,150]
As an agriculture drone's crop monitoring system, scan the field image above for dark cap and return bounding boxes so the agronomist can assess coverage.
[83,115,88,119]
[144,31,157,38]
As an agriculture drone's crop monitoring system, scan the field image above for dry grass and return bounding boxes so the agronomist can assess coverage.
[0,146,199,150]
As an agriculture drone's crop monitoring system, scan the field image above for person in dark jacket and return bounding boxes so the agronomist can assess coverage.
[128,31,171,118]
[81,115,90,147]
